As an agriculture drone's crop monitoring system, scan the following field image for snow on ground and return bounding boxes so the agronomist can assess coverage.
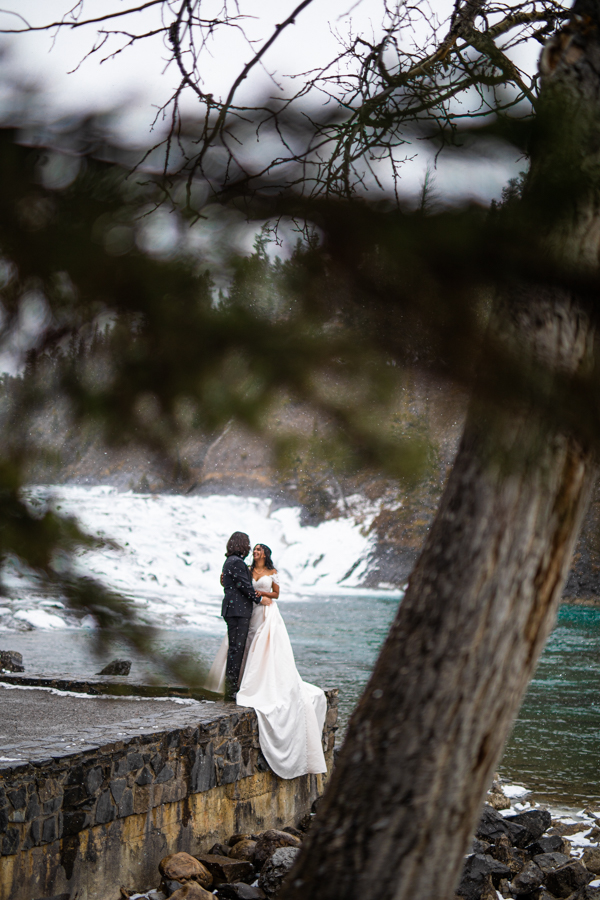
[1,485,395,634]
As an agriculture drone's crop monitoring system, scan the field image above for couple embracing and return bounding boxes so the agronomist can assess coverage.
[205,531,328,780]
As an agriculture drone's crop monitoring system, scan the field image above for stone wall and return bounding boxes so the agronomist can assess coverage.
[0,691,338,900]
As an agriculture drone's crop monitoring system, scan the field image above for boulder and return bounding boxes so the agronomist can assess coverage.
[545,860,594,898]
[228,840,257,862]
[228,833,255,847]
[582,847,600,876]
[97,659,131,676]
[476,807,529,848]
[159,853,213,889]
[258,847,300,897]
[0,650,24,672]
[456,854,512,900]
[209,843,231,857]
[505,810,552,845]
[533,852,571,875]
[528,835,566,856]
[298,813,313,833]
[489,834,530,875]
[195,854,254,886]
[283,826,303,839]
[169,884,215,900]
[254,830,302,870]
[216,884,266,899]
[162,879,184,897]
[509,861,543,895]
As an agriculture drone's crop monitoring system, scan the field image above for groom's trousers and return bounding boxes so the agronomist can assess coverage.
[225,616,250,697]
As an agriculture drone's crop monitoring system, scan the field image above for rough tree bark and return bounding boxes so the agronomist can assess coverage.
[282,4,600,900]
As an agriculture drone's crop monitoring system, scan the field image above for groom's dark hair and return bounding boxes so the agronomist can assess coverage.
[226,531,250,557]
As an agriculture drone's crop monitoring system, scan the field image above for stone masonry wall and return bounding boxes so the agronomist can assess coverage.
[0,690,338,900]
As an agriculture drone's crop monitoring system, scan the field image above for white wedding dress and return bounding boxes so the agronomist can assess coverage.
[205,574,327,779]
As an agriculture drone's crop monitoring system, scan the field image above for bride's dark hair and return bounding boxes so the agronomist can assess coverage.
[252,543,275,571]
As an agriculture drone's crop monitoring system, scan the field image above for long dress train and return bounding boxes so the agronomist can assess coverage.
[205,574,327,779]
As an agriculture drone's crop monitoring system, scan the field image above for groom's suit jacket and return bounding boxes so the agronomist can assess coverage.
[221,553,260,619]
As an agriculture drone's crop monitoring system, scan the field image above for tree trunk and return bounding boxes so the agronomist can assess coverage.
[282,6,600,900]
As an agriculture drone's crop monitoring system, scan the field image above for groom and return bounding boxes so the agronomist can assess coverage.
[221,531,270,701]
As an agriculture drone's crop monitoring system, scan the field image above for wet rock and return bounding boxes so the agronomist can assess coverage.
[228,840,257,862]
[159,853,213,889]
[476,807,529,848]
[169,884,215,900]
[253,829,302,870]
[489,834,530,875]
[0,650,24,672]
[528,835,566,856]
[456,854,512,900]
[582,847,600,876]
[533,852,571,875]
[97,659,131,676]
[258,846,300,897]
[228,833,255,847]
[544,860,593,898]
[509,861,543,894]
[195,854,254,886]
[505,810,552,846]
[209,843,231,857]
[216,884,267,899]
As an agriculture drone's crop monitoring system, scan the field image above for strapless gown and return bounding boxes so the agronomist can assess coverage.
[205,574,327,779]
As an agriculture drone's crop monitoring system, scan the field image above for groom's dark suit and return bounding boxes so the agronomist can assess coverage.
[221,552,260,697]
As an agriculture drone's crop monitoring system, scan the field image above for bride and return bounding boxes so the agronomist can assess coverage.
[205,542,327,780]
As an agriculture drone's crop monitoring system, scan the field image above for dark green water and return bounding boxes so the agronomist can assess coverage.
[4,598,599,806]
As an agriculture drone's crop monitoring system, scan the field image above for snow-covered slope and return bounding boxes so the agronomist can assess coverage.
[1,486,393,633]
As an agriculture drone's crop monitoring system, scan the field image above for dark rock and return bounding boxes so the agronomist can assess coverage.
[156,764,175,784]
[2,827,20,855]
[97,659,131,676]
[135,766,153,786]
[505,810,552,845]
[41,816,58,843]
[85,766,104,795]
[228,840,257,862]
[509,861,543,894]
[311,797,323,815]
[498,877,513,898]
[479,874,500,900]
[0,650,24,672]
[476,807,529,848]
[545,860,593,898]
[489,834,530,875]
[195,854,254,886]
[283,826,303,839]
[159,852,213,889]
[95,790,116,824]
[533,852,570,875]
[254,829,302,870]
[63,810,90,837]
[258,847,300,897]
[456,854,512,900]
[8,786,26,809]
[564,887,600,900]
[527,835,566,856]
[472,838,492,855]
[209,843,231,857]
[216,884,267,900]
[162,879,184,897]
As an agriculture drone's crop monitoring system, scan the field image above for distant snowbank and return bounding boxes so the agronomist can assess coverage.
[1,486,399,634]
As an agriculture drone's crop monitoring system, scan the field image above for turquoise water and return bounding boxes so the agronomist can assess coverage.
[3,598,599,806]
